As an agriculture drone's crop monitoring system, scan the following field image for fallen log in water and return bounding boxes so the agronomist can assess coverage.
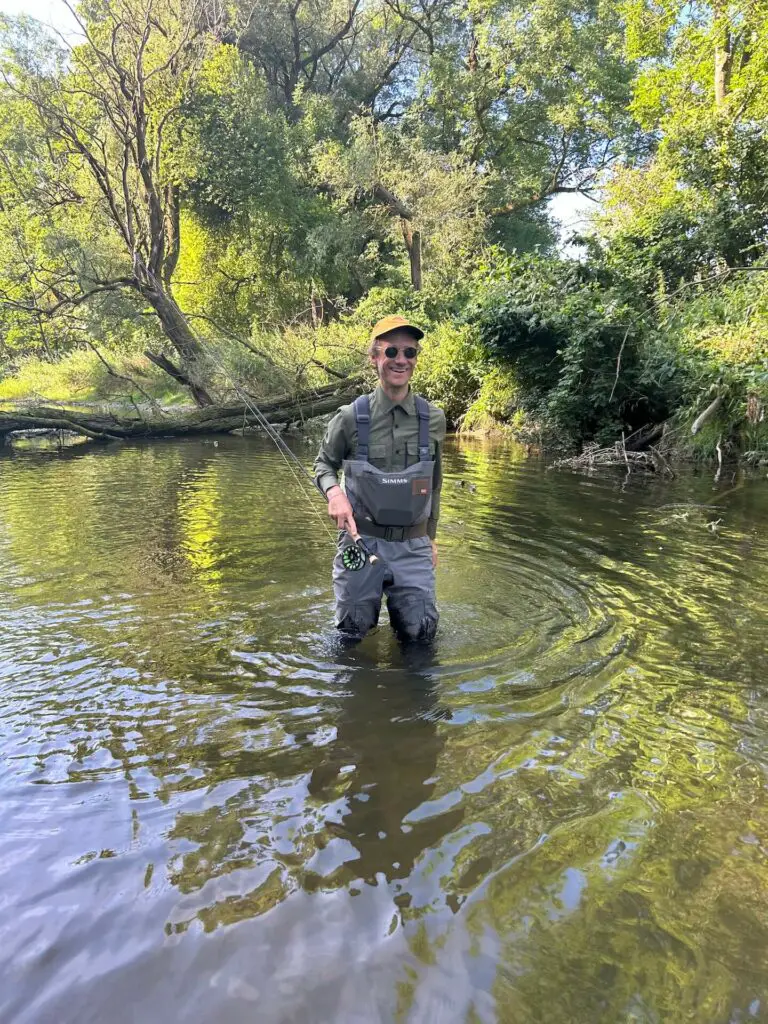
[0,379,363,444]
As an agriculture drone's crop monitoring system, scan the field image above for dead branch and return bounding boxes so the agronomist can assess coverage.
[691,395,723,435]
[550,440,675,476]
[85,341,167,415]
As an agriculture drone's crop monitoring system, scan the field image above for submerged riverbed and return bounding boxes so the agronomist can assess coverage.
[1,436,767,1023]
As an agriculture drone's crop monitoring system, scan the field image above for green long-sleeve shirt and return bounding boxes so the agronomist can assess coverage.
[314,386,446,540]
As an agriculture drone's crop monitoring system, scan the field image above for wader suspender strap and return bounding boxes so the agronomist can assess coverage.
[354,394,371,461]
[415,395,431,461]
[354,393,431,461]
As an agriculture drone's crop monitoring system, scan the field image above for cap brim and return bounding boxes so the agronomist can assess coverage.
[376,324,424,342]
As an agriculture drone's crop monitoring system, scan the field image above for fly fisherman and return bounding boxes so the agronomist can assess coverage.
[314,316,446,642]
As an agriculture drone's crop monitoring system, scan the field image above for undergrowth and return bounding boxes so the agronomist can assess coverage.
[2,266,767,463]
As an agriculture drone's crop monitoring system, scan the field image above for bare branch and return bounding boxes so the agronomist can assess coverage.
[85,340,167,414]
[0,279,135,316]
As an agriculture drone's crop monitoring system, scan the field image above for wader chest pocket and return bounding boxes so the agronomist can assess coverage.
[365,443,387,464]
[356,472,414,526]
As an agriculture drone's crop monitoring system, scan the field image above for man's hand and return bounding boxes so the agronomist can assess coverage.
[430,539,438,568]
[327,485,357,535]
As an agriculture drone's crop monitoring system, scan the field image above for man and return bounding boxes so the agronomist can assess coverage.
[314,315,446,642]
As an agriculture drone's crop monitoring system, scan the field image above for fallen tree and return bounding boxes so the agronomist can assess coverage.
[0,379,363,444]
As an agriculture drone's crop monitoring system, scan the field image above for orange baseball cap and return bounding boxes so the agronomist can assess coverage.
[370,314,424,343]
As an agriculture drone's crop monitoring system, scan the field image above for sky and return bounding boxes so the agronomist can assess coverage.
[0,0,79,32]
[549,192,596,253]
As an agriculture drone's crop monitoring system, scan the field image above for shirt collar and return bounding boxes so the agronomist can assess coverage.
[375,385,416,415]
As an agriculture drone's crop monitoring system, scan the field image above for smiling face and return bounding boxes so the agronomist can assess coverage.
[371,328,420,393]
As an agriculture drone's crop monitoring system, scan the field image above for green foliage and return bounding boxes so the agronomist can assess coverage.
[473,255,684,445]
[173,47,292,218]
[656,273,768,455]
[170,47,382,324]
[0,346,186,404]
[411,323,485,426]
[461,366,522,433]
[314,116,489,289]
[594,0,768,303]
[1,0,767,459]
[417,0,640,212]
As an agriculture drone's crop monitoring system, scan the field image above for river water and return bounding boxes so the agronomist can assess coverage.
[1,435,767,1023]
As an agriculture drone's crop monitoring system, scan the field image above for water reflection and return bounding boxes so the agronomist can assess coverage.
[307,648,459,888]
[161,645,461,938]
[2,437,768,1022]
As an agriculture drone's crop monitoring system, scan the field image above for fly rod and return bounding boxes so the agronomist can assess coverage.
[201,348,378,570]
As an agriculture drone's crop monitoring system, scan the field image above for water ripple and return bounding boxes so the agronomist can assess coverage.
[1,439,768,1022]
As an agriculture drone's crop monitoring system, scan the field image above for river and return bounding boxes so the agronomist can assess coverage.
[1,435,767,1023]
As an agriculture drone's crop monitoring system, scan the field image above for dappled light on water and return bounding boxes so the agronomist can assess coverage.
[1,436,767,1022]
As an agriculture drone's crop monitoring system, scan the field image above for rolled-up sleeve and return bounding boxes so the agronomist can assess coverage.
[314,407,351,496]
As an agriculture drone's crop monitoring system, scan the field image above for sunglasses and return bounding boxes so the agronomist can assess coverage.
[383,345,418,359]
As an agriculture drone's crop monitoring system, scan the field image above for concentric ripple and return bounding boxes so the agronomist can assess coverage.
[1,436,768,1024]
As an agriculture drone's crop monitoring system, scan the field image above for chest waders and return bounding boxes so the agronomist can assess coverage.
[332,394,439,643]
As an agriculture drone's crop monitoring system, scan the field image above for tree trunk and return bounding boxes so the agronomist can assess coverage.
[140,282,214,407]
[144,350,214,409]
[401,219,422,291]
[369,185,423,290]
[715,27,732,106]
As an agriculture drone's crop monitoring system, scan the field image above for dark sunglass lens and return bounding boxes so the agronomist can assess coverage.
[383,345,418,358]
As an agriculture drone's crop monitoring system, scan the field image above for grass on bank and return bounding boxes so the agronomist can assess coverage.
[0,348,188,407]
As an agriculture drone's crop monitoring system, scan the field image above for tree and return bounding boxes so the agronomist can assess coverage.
[315,115,487,290]
[227,0,441,127]
[592,0,768,293]
[0,1,223,406]
[166,44,380,327]
[414,0,640,216]
[296,0,642,283]
[216,0,452,292]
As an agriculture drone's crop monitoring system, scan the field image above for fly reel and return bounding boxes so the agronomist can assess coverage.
[341,542,367,571]
[341,534,379,571]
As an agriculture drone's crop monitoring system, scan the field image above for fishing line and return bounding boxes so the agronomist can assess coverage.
[205,350,336,540]
[199,347,377,567]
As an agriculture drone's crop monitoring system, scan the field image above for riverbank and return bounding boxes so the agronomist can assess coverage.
[2,267,766,465]
[2,387,766,470]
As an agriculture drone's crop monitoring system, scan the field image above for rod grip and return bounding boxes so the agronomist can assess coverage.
[351,532,379,564]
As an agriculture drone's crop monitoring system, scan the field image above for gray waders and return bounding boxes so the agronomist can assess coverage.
[333,394,438,642]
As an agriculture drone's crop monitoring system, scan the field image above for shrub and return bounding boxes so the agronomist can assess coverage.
[471,255,684,446]
[411,322,484,426]
[461,366,521,433]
